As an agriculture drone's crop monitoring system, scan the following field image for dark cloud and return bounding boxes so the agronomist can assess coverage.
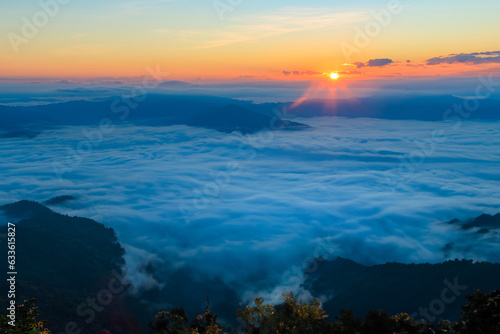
[352,59,393,68]
[406,63,425,68]
[426,51,500,65]
[367,58,394,67]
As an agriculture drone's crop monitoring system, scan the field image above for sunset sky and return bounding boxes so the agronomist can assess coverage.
[1,0,500,82]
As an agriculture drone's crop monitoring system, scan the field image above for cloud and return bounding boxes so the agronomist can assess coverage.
[1,113,500,313]
[176,7,369,49]
[282,70,322,76]
[351,59,394,68]
[338,71,362,75]
[426,51,500,65]
[367,58,394,67]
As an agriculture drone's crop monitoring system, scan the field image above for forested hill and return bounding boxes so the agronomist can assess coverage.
[0,200,146,333]
[1,201,500,332]
[306,257,500,323]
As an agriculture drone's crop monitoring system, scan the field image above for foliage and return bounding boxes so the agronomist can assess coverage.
[236,293,434,334]
[390,313,422,334]
[331,309,362,334]
[454,289,500,334]
[0,299,51,333]
[237,292,329,334]
[150,298,222,334]
[308,258,500,324]
[3,289,500,334]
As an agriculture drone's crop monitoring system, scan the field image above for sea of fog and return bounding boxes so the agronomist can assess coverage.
[1,116,500,305]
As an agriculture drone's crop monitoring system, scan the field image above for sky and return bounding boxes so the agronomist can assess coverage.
[1,0,500,82]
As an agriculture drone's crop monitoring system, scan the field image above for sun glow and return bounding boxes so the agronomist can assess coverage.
[330,72,340,80]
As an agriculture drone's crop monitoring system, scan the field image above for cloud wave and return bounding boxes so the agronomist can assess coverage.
[1,116,500,311]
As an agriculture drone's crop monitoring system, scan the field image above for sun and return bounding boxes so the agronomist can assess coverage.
[330,72,340,80]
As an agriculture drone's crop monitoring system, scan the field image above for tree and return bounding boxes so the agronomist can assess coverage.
[190,298,222,334]
[0,299,51,333]
[390,313,423,334]
[149,307,190,334]
[362,310,395,334]
[331,309,362,334]
[149,298,222,334]
[454,289,500,334]
[237,292,329,333]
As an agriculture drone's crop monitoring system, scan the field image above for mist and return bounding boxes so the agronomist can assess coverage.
[1,116,500,315]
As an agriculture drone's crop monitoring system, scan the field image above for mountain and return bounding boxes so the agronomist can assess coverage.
[2,94,499,137]
[158,80,195,88]
[2,201,500,332]
[0,105,45,138]
[305,257,500,323]
[448,212,500,233]
[0,200,52,220]
[0,95,309,134]
[0,200,146,333]
[284,95,500,121]
[44,195,77,206]
[186,104,309,134]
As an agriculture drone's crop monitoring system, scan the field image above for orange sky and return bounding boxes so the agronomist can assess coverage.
[1,1,499,82]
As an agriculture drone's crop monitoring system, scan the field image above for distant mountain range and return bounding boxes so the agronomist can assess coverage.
[0,95,309,137]
[449,212,500,233]
[278,95,500,121]
[1,94,499,138]
[1,200,499,332]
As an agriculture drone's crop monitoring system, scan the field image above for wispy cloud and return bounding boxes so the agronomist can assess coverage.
[2,118,500,303]
[172,7,369,49]
[282,70,322,76]
[426,51,500,65]
[349,58,394,68]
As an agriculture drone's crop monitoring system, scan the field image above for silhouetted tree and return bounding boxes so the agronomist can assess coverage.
[149,297,221,334]
[0,299,51,333]
[237,292,329,333]
[332,309,362,334]
[454,289,500,334]
[362,310,395,334]
[190,297,222,334]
